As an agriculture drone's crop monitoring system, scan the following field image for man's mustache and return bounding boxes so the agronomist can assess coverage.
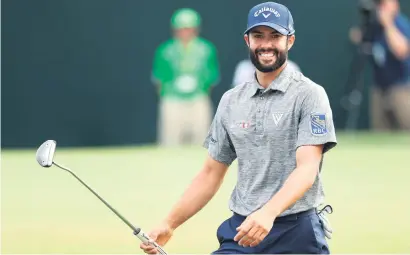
[255,48,279,55]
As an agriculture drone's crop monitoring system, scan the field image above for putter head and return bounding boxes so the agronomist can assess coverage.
[36,140,57,167]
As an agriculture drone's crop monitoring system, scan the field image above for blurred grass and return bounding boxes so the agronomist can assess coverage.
[1,132,410,254]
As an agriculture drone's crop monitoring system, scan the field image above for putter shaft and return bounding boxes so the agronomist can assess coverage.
[52,162,167,254]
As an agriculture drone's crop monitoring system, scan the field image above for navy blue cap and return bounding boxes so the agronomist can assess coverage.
[244,2,295,35]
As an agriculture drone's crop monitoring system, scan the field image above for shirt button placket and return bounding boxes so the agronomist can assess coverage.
[256,94,265,134]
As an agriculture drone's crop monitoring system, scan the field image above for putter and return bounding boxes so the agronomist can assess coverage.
[35,140,167,255]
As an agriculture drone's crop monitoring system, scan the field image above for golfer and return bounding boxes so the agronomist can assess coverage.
[140,2,337,254]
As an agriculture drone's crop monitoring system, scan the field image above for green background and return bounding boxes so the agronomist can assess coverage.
[3,2,410,253]
[4,0,410,148]
[2,133,410,253]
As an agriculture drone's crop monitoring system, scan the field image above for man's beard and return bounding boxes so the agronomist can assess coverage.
[249,47,288,73]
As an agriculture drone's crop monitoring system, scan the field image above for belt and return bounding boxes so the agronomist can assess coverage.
[274,208,316,222]
[233,208,316,222]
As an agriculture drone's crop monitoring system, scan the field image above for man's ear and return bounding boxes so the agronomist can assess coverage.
[244,34,250,47]
[287,35,295,50]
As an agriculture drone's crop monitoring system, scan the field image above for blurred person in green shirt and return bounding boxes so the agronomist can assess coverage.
[152,8,220,146]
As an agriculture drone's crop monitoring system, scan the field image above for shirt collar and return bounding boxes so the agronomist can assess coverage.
[246,63,293,98]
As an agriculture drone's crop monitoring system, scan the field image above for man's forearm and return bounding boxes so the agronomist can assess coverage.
[164,168,224,230]
[384,23,410,60]
[155,84,161,95]
[262,163,319,217]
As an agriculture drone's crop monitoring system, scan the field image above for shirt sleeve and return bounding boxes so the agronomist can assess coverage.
[203,92,237,165]
[203,42,221,88]
[296,85,337,154]
[396,14,410,39]
[151,43,170,85]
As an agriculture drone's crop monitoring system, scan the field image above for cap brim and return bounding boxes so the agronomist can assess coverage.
[244,22,289,35]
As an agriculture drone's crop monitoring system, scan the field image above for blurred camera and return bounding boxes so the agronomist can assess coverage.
[357,0,379,31]
[358,0,377,15]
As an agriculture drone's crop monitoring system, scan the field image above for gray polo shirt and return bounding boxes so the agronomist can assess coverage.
[203,64,337,217]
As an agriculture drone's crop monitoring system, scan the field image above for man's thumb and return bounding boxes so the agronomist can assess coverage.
[148,232,159,241]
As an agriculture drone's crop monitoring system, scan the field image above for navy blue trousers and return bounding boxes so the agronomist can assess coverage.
[212,209,329,254]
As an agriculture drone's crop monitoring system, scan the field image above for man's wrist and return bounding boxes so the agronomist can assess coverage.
[163,217,178,231]
[382,20,395,30]
[262,203,281,219]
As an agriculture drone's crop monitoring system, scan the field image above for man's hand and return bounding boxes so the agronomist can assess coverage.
[376,1,409,59]
[139,222,174,254]
[233,207,276,247]
[378,1,399,27]
[349,26,362,45]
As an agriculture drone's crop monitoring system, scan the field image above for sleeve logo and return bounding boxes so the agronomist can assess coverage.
[310,113,327,135]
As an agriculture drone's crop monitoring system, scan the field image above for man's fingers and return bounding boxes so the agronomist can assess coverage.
[234,220,253,242]
[141,246,158,254]
[234,228,249,243]
[249,230,267,247]
[146,249,158,254]
[239,226,259,246]
[140,241,158,254]
[235,218,250,232]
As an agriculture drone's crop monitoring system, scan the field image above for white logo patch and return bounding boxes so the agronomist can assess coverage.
[262,13,271,18]
[272,113,283,126]
[254,7,281,18]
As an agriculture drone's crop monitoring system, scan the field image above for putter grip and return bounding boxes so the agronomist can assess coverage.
[134,229,150,243]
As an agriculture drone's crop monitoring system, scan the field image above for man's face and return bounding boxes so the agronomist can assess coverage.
[244,26,295,73]
[377,0,399,12]
[174,27,198,42]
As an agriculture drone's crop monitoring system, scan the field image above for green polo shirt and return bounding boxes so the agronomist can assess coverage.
[152,37,220,100]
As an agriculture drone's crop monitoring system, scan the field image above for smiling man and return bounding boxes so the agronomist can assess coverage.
[140,2,337,254]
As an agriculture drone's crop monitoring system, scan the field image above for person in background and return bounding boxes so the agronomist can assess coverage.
[152,8,221,146]
[349,0,410,131]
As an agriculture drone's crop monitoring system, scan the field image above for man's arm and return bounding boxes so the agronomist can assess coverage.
[165,91,235,229]
[234,84,337,247]
[204,42,221,94]
[262,145,324,217]
[164,155,229,230]
[264,85,336,216]
[378,3,410,60]
[140,91,236,254]
[383,22,410,60]
[234,145,325,247]
[151,42,171,95]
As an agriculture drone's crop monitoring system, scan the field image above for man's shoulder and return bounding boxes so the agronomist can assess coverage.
[155,39,176,52]
[290,72,328,98]
[196,37,216,46]
[229,81,253,96]
[195,37,218,53]
[394,13,410,33]
[218,82,250,105]
[397,13,410,26]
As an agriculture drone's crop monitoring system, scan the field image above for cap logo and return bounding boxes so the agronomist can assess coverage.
[254,7,280,18]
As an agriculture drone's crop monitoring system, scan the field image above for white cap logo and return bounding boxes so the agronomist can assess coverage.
[254,7,280,18]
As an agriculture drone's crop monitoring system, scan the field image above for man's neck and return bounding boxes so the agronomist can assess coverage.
[178,37,196,48]
[255,62,287,88]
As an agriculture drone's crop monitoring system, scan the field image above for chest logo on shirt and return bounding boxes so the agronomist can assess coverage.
[238,121,250,129]
[310,113,327,135]
[272,113,283,126]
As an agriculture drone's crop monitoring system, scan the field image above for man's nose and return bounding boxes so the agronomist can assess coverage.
[260,38,274,48]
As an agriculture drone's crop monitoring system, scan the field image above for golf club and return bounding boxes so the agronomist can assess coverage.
[35,140,167,255]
